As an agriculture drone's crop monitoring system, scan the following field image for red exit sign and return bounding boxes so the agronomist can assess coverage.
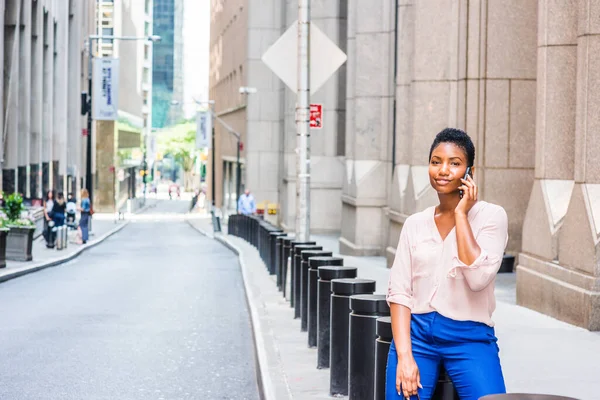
[310,104,322,129]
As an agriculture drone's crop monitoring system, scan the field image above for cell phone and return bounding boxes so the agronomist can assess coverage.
[459,166,472,199]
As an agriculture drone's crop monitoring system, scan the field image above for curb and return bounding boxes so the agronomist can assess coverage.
[186,220,280,400]
[0,221,130,284]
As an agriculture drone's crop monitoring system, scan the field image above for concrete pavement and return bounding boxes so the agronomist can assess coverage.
[200,216,600,400]
[0,218,128,284]
[0,197,160,284]
[0,199,261,400]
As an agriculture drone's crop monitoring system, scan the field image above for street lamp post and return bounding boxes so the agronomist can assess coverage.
[85,34,160,208]
[188,99,243,214]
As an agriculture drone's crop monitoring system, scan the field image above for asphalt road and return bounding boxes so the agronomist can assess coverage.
[0,200,260,400]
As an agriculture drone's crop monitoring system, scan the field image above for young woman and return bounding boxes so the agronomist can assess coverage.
[43,190,55,222]
[51,192,67,228]
[386,128,508,400]
[78,188,91,244]
[42,190,55,243]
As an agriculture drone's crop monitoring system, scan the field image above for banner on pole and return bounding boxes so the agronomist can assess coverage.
[92,58,120,120]
[196,111,212,149]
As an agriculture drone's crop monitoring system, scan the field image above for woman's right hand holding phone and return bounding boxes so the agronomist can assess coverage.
[396,352,422,399]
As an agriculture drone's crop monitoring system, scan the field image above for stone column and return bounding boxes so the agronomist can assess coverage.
[53,1,68,192]
[30,0,43,200]
[3,0,20,194]
[67,0,82,198]
[385,0,414,265]
[42,8,54,195]
[18,0,32,197]
[474,1,538,254]
[339,0,395,256]
[245,0,285,208]
[400,0,463,223]
[519,0,600,330]
[304,1,348,234]
[280,0,347,233]
[94,120,117,213]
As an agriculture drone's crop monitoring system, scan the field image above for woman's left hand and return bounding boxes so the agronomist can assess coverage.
[455,175,478,215]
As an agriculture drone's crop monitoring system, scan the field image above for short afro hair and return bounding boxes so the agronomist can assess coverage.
[428,128,475,167]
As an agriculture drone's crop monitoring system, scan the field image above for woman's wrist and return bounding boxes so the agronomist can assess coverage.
[396,348,413,359]
[454,209,469,217]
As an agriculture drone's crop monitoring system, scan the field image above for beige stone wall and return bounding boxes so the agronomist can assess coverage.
[339,0,395,255]
[385,0,538,264]
[517,0,600,331]
[279,1,347,233]
[209,0,600,329]
[208,0,248,209]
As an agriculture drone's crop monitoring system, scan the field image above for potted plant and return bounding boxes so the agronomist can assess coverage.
[0,216,8,268]
[4,193,35,261]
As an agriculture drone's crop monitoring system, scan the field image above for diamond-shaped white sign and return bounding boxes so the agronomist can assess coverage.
[261,20,347,95]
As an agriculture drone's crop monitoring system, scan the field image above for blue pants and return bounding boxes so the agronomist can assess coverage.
[79,212,90,242]
[386,312,506,400]
[52,214,65,227]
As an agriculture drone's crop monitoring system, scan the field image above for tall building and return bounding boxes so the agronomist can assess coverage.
[0,0,94,199]
[152,0,184,128]
[210,0,600,330]
[93,0,154,212]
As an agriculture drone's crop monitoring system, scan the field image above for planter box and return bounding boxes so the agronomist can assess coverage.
[6,226,34,262]
[0,229,8,268]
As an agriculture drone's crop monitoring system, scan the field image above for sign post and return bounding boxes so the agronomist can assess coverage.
[262,13,346,240]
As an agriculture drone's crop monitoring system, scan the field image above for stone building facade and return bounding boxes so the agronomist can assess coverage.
[93,0,154,213]
[210,0,600,330]
[0,0,94,199]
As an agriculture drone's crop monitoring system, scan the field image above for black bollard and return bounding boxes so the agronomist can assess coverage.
[293,245,322,319]
[374,319,459,400]
[432,365,459,400]
[257,221,264,259]
[240,215,248,241]
[249,216,255,245]
[300,251,334,333]
[269,231,286,275]
[281,236,295,296]
[348,294,390,400]
[330,278,376,397]
[227,215,234,236]
[317,266,357,369]
[229,214,237,237]
[307,256,343,347]
[375,316,392,400]
[288,241,315,307]
[275,235,288,289]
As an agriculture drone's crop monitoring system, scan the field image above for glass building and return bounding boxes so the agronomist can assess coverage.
[152,0,184,128]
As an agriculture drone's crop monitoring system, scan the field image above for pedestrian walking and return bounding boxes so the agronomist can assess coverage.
[78,188,91,244]
[237,189,256,216]
[386,128,509,400]
[42,190,55,244]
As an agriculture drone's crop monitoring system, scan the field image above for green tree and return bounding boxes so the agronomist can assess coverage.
[157,122,197,191]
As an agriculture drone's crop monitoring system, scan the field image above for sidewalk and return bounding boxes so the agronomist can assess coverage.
[0,217,128,284]
[189,216,600,400]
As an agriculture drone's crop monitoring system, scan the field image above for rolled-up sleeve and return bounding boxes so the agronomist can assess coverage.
[449,207,508,292]
[387,224,414,309]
